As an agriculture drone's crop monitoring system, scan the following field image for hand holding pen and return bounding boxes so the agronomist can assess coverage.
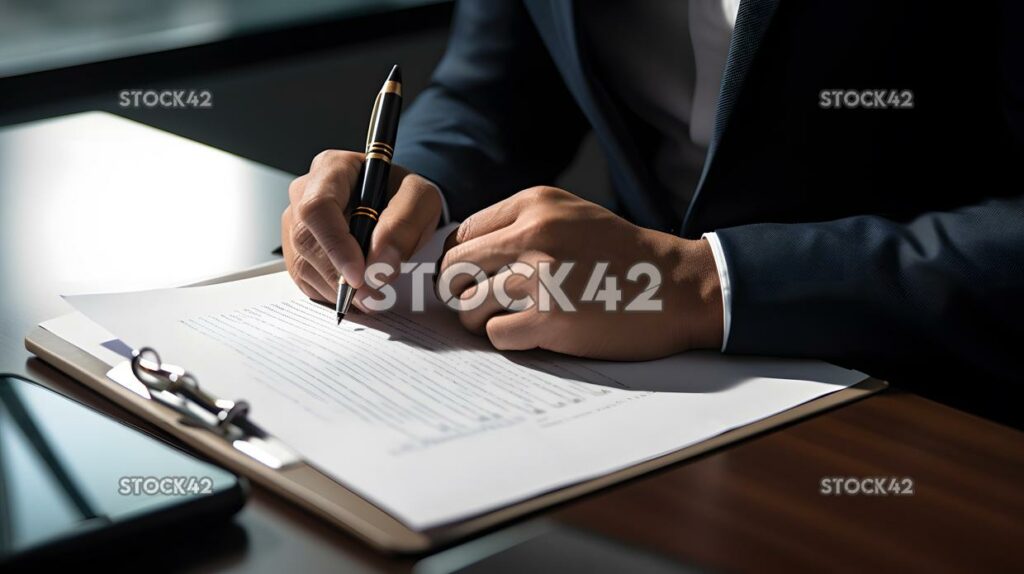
[280,65,442,317]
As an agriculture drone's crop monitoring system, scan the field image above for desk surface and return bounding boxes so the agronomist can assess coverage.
[1,113,1022,573]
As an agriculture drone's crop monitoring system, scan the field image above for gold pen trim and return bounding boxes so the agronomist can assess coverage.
[367,141,394,154]
[364,152,391,163]
[352,206,379,221]
[382,81,402,96]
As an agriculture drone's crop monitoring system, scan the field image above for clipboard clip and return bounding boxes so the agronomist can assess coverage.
[131,348,255,436]
[111,347,301,470]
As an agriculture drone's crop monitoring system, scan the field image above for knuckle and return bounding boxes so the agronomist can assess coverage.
[311,149,362,175]
[455,217,473,244]
[522,217,546,236]
[439,244,467,274]
[291,220,317,256]
[381,213,419,241]
[337,150,363,172]
[517,186,541,200]
[517,217,553,245]
[401,188,442,230]
[285,256,300,281]
[413,177,442,208]
[292,257,313,280]
[287,175,305,197]
[310,149,338,171]
[523,185,559,202]
[297,193,331,222]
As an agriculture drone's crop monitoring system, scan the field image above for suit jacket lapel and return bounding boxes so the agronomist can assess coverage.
[684,0,780,235]
[528,0,671,230]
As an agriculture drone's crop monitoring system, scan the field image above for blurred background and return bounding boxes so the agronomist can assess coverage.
[0,0,608,197]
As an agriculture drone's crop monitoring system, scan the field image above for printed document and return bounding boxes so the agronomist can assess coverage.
[66,226,866,530]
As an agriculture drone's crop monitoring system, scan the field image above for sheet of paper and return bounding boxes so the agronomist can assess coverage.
[40,312,127,367]
[64,225,866,530]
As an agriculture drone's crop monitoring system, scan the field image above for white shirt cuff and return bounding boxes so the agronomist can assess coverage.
[419,177,451,225]
[701,232,733,352]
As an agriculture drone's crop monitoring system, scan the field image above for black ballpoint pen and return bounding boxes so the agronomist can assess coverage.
[336,65,403,324]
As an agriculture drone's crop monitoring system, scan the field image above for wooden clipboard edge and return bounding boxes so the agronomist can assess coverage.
[427,375,887,543]
[25,326,432,552]
[26,325,886,554]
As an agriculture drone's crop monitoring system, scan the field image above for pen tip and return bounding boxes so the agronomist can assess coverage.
[387,64,402,84]
[336,313,345,325]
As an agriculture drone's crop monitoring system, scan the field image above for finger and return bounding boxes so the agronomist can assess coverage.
[439,225,524,296]
[282,206,306,286]
[298,152,366,287]
[288,173,309,205]
[457,264,536,335]
[485,308,543,351]
[367,175,442,283]
[296,280,319,301]
[291,218,342,287]
[300,262,336,303]
[450,192,522,247]
[292,273,323,302]
[289,249,335,301]
[283,206,337,297]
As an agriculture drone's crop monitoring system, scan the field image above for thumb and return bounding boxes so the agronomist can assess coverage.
[366,174,443,282]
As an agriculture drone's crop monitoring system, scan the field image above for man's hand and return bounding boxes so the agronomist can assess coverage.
[439,187,723,360]
[282,150,442,309]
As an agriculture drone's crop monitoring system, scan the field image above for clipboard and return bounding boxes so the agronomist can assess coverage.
[24,264,887,553]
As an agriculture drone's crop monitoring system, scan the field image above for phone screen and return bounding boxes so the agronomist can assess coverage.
[0,374,241,561]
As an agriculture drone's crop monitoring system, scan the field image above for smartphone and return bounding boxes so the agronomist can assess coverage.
[0,374,247,568]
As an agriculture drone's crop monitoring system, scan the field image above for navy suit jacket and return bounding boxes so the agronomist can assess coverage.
[394,0,1024,422]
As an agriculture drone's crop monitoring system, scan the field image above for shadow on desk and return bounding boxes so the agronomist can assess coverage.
[24,521,248,572]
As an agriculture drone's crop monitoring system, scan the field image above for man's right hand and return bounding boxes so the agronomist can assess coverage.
[281,149,443,310]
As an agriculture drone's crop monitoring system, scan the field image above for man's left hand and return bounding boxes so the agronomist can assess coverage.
[437,186,724,360]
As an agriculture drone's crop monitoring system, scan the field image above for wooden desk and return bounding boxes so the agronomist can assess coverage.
[2,113,1021,573]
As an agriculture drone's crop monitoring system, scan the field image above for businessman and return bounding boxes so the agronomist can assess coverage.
[282,1,1023,423]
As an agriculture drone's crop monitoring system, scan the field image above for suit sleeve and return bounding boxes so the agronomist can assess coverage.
[714,2,1024,410]
[394,0,590,220]
[715,197,1024,382]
